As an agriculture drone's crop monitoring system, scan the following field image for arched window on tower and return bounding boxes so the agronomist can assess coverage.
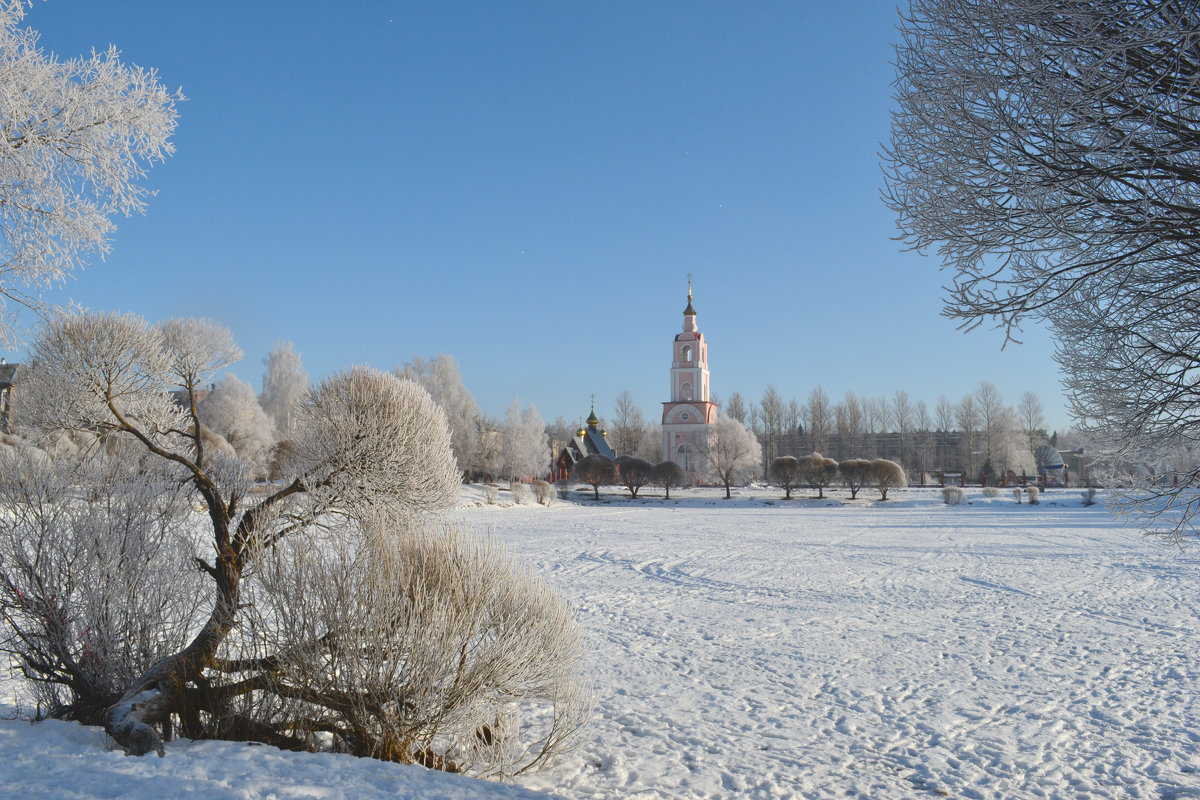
[676,442,692,472]
[680,381,693,401]
[682,345,692,363]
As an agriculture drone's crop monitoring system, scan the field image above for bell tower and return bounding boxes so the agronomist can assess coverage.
[661,278,717,475]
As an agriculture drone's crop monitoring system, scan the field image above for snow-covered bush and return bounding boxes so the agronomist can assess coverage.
[0,447,207,721]
[982,487,1001,498]
[1026,486,1040,504]
[942,486,965,505]
[1082,487,1098,506]
[799,452,839,499]
[770,456,801,499]
[571,454,615,500]
[839,459,873,499]
[484,484,500,505]
[1013,488,1023,504]
[532,479,554,506]
[652,460,685,499]
[510,480,530,505]
[243,513,592,777]
[615,455,654,499]
[872,459,907,501]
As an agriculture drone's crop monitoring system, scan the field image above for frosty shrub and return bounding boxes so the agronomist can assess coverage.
[871,459,907,501]
[982,487,1001,499]
[532,479,554,506]
[510,480,530,505]
[555,477,571,500]
[942,486,965,505]
[615,455,654,499]
[770,456,801,499]
[484,484,500,505]
[652,460,685,500]
[240,513,592,777]
[0,448,206,721]
[799,453,839,499]
[1082,488,1098,507]
[1026,486,1040,505]
[1,311,591,775]
[839,459,873,500]
[571,455,615,500]
[1013,488,1023,504]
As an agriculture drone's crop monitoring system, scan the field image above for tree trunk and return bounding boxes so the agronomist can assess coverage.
[105,535,243,756]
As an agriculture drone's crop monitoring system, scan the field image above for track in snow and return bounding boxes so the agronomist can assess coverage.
[469,487,1200,800]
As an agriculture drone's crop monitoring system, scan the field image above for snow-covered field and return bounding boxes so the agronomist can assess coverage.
[4,486,1199,799]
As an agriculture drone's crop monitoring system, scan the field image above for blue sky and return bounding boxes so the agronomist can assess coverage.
[15,1,1073,432]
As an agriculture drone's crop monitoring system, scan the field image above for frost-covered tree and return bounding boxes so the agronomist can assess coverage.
[799,452,839,499]
[784,397,802,457]
[571,454,614,500]
[956,394,981,475]
[891,390,915,470]
[0,4,180,341]
[634,420,663,463]
[610,390,646,457]
[865,396,889,457]
[1019,391,1047,457]
[884,0,1200,540]
[770,455,801,500]
[614,455,653,499]
[913,400,933,477]
[500,399,548,481]
[839,459,873,500]
[724,391,749,426]
[758,385,786,472]
[260,341,308,435]
[3,311,589,774]
[840,391,865,459]
[198,374,276,478]
[651,460,685,499]
[976,382,1005,466]
[703,415,762,499]
[934,395,957,470]
[872,459,908,501]
[805,387,832,456]
[398,355,480,479]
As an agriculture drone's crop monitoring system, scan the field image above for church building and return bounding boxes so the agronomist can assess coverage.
[661,281,717,478]
[549,404,616,481]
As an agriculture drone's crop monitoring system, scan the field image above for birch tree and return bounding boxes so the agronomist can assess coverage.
[260,341,308,435]
[976,382,1005,466]
[956,394,981,475]
[610,390,645,457]
[501,399,548,481]
[398,354,480,479]
[805,387,832,456]
[1019,391,1047,457]
[724,391,749,426]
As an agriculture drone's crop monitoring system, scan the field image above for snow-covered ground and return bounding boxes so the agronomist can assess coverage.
[4,486,1199,799]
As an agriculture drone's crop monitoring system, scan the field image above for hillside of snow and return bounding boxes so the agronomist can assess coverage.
[4,486,1198,799]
